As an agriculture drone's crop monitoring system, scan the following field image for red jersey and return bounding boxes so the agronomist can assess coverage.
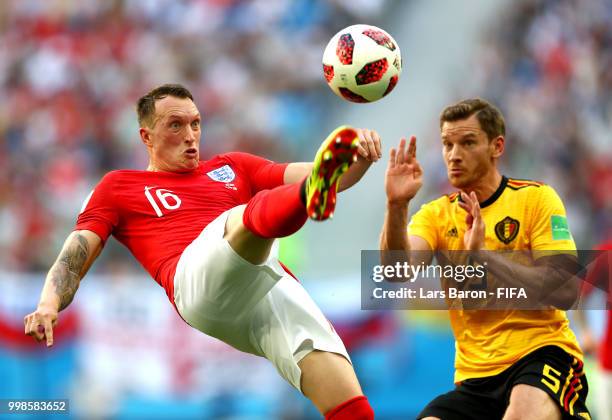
[75,153,288,303]
[604,310,612,371]
[596,243,612,371]
[585,242,612,370]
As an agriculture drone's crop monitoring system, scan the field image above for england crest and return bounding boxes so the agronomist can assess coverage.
[207,165,236,183]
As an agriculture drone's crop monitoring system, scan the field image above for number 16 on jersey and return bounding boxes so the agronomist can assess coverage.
[144,186,182,217]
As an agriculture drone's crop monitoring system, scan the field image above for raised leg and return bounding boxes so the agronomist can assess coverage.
[224,204,277,264]
[224,126,359,264]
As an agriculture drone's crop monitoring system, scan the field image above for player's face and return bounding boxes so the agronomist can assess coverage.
[144,96,201,172]
[441,114,500,188]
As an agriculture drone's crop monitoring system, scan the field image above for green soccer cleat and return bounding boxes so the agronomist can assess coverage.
[306,126,359,221]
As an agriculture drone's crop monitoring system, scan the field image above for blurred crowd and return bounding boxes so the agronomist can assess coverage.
[0,0,385,271]
[1,0,610,272]
[470,0,612,246]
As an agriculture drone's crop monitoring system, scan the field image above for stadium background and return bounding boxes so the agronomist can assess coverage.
[0,0,610,418]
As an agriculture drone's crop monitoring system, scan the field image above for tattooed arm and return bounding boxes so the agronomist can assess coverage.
[24,230,103,347]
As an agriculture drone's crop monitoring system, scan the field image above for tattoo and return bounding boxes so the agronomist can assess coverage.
[50,234,89,311]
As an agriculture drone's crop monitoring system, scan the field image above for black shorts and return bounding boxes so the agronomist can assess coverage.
[417,346,590,420]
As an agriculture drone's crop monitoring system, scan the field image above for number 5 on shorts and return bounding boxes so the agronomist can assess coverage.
[541,364,561,393]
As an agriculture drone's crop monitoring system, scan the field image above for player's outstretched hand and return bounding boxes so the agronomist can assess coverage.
[385,136,423,205]
[24,304,58,347]
[458,191,485,251]
[355,128,382,162]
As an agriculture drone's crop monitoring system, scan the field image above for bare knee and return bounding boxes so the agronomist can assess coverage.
[224,205,275,264]
[298,350,363,415]
[503,384,561,420]
[420,417,441,420]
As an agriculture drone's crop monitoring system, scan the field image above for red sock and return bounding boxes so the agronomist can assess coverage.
[243,182,308,238]
[325,396,374,420]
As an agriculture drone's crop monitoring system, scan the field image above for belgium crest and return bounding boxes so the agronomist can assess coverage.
[495,216,520,244]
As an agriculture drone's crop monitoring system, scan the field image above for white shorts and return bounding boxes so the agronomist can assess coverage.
[173,208,350,391]
[598,370,612,420]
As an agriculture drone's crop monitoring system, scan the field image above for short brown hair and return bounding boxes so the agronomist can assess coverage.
[440,98,505,140]
[137,83,194,127]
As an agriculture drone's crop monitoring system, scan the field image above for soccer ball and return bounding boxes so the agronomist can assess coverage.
[322,24,402,103]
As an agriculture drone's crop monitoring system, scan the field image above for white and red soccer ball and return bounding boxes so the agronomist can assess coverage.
[322,24,402,103]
